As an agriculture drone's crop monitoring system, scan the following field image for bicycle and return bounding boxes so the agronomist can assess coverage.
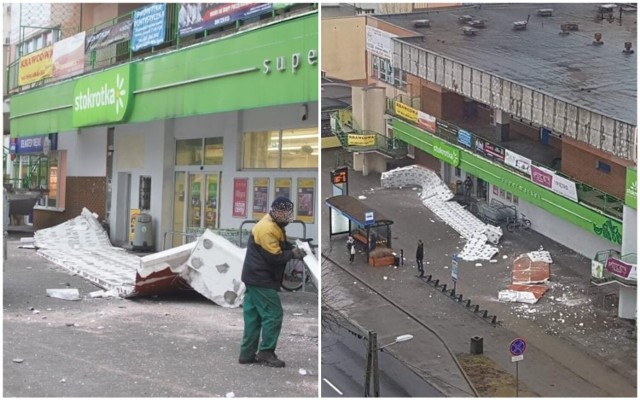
[506,213,531,232]
[281,239,315,291]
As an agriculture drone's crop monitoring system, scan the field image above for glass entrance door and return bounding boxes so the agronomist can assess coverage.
[172,171,220,247]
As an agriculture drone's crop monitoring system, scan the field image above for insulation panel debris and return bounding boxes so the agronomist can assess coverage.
[500,252,553,304]
[381,165,501,261]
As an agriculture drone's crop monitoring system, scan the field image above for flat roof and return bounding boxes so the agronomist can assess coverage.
[326,195,393,226]
[376,3,637,124]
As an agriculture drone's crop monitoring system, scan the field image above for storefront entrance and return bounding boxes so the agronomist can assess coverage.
[172,171,220,247]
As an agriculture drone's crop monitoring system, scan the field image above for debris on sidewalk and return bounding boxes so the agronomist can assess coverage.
[499,251,552,304]
[88,289,120,298]
[12,358,24,363]
[382,165,501,261]
[225,392,235,398]
[46,288,81,301]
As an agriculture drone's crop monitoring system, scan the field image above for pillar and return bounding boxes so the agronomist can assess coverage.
[494,109,510,142]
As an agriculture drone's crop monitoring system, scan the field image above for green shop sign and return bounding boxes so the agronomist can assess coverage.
[432,141,460,166]
[392,118,623,245]
[625,167,637,209]
[72,64,133,127]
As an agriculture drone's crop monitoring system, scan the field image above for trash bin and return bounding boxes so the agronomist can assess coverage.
[470,336,484,355]
[132,213,154,251]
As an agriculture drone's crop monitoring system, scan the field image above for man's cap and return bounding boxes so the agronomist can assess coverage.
[271,196,294,211]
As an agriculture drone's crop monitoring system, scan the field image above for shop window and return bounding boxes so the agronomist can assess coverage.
[243,128,317,169]
[204,137,223,165]
[596,160,611,174]
[455,167,461,178]
[175,138,203,166]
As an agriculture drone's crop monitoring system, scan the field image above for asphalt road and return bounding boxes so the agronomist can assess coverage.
[3,239,319,397]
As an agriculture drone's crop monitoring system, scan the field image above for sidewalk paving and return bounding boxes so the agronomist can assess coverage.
[3,239,319,397]
[321,149,636,397]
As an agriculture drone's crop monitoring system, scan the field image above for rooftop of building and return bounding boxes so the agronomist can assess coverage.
[375,3,637,125]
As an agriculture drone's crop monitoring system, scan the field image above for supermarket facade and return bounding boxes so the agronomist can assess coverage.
[7,4,319,248]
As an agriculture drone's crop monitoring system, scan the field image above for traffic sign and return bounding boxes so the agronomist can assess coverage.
[511,355,524,362]
[509,338,527,356]
[364,211,375,225]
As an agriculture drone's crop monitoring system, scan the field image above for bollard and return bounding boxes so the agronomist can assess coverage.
[473,305,480,313]
[482,310,488,318]
[400,249,404,266]
[433,279,439,287]
[457,294,464,302]
[450,288,456,297]
[426,274,432,282]
[470,336,484,354]
[491,315,497,324]
[465,299,472,307]
[441,284,447,292]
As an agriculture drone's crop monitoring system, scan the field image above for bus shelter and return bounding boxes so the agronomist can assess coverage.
[326,195,394,260]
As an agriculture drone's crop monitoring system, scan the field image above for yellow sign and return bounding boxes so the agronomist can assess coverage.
[18,46,53,86]
[348,134,376,146]
[395,101,418,123]
[129,209,141,242]
[296,178,315,224]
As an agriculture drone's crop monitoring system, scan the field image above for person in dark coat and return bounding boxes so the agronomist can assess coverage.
[416,239,425,277]
[239,197,305,368]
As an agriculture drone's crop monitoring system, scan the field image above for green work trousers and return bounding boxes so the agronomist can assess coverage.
[239,285,283,359]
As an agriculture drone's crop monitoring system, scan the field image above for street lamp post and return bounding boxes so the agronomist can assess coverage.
[364,331,414,397]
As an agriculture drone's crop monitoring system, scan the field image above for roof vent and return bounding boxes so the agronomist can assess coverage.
[537,8,553,17]
[462,26,478,36]
[458,15,474,23]
[599,4,617,13]
[467,19,486,28]
[593,32,604,45]
[559,22,579,34]
[623,42,634,54]
[513,21,528,30]
[413,19,431,28]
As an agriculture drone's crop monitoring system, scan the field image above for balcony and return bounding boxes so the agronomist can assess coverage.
[6,3,316,96]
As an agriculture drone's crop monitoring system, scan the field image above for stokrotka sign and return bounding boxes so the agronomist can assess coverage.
[72,64,133,127]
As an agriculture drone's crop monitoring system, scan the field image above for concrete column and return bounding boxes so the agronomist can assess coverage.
[494,109,510,142]
[618,286,636,319]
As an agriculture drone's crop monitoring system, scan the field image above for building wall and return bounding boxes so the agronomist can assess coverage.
[60,128,107,176]
[414,149,440,171]
[622,206,637,256]
[321,16,367,82]
[562,139,627,199]
[34,176,106,229]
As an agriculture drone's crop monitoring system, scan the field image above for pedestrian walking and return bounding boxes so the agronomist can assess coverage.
[464,176,474,202]
[349,242,356,264]
[239,197,305,368]
[416,239,424,277]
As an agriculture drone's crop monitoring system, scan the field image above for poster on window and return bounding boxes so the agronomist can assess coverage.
[52,31,86,79]
[179,3,272,37]
[252,178,269,219]
[232,178,248,218]
[274,178,292,202]
[296,178,315,224]
[131,3,166,52]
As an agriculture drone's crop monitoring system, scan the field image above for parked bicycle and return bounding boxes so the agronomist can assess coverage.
[506,213,532,232]
[281,238,315,291]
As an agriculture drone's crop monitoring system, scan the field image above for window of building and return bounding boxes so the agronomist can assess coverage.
[596,160,612,173]
[204,137,223,165]
[371,54,406,90]
[175,137,224,166]
[243,127,317,169]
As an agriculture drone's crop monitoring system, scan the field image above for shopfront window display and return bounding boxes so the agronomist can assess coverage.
[243,128,317,169]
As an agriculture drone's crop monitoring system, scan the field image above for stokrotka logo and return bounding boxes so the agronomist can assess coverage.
[74,73,127,115]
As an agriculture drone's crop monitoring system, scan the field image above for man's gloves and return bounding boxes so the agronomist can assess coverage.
[291,247,306,259]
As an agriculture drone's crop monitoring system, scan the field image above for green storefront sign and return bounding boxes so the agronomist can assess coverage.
[432,141,460,167]
[625,167,637,209]
[10,12,318,138]
[73,64,133,127]
[393,118,623,245]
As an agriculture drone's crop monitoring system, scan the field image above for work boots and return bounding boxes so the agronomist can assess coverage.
[238,354,258,364]
[256,350,286,368]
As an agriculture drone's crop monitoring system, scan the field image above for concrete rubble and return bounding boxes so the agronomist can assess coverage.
[33,208,318,308]
[381,165,501,261]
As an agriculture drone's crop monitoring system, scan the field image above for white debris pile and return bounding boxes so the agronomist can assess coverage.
[381,165,501,260]
[528,250,553,264]
[34,208,139,296]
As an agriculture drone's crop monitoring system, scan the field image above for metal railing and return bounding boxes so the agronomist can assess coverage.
[385,100,625,220]
[6,3,316,96]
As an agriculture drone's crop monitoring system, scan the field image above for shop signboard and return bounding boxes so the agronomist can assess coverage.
[395,101,418,123]
[366,25,397,61]
[436,119,458,141]
[348,134,376,146]
[131,3,166,51]
[72,64,133,127]
[433,141,460,167]
[297,178,315,223]
[483,141,505,163]
[530,165,554,189]
[252,178,270,219]
[417,110,436,133]
[530,165,578,202]
[232,178,248,218]
[18,46,53,85]
[606,258,636,281]
[179,3,273,37]
[457,129,473,148]
[392,118,623,245]
[475,137,486,156]
[12,133,58,154]
[625,167,637,209]
[505,149,531,176]
[52,31,86,79]
[85,19,133,52]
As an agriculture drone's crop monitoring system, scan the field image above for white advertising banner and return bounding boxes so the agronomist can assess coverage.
[505,149,531,176]
[366,25,397,61]
[552,173,579,202]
